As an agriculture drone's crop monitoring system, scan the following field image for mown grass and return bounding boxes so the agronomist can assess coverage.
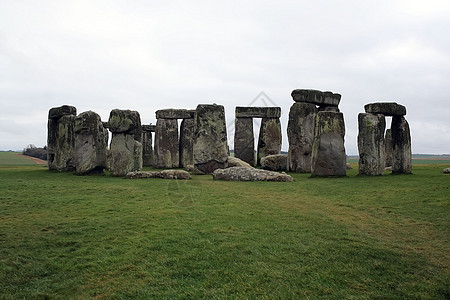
[0,163,449,299]
[0,151,40,166]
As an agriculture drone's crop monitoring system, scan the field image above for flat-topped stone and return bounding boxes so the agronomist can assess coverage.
[235,107,281,118]
[142,125,156,132]
[108,109,141,134]
[364,102,406,116]
[212,167,293,182]
[48,105,77,119]
[156,109,195,119]
[291,89,341,107]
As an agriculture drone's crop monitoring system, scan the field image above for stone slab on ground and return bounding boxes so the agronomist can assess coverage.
[212,167,293,182]
[260,154,288,171]
[126,170,191,179]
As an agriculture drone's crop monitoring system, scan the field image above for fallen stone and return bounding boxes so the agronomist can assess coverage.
[212,167,293,182]
[235,107,281,118]
[126,170,191,179]
[48,105,77,120]
[156,109,195,119]
[358,113,386,176]
[291,89,341,107]
[364,102,406,116]
[261,154,288,171]
[234,117,255,166]
[443,168,450,174]
[257,118,282,165]
[228,156,253,168]
[346,163,352,170]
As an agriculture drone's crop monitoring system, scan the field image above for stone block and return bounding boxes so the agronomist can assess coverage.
[156,109,195,119]
[357,113,386,176]
[48,105,77,120]
[235,107,281,118]
[234,117,255,166]
[364,102,406,116]
[291,89,341,107]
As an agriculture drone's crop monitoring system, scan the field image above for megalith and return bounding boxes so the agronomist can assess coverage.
[193,104,229,174]
[154,118,179,168]
[311,111,346,177]
[234,117,255,166]
[357,113,386,175]
[47,105,77,171]
[108,109,143,176]
[179,118,194,168]
[142,125,155,167]
[391,116,412,174]
[385,129,393,167]
[74,111,108,174]
[257,118,282,166]
[287,102,318,172]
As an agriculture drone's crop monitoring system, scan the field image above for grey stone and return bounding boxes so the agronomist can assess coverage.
[179,118,194,168]
[391,116,412,174]
[235,107,281,118]
[443,168,450,174]
[156,109,195,119]
[108,109,142,139]
[287,102,317,172]
[227,156,253,168]
[193,104,229,174]
[234,117,255,166]
[133,140,143,171]
[385,129,393,167]
[109,133,141,176]
[74,111,108,174]
[358,113,386,176]
[212,167,293,182]
[48,105,77,120]
[142,131,153,167]
[154,118,179,168]
[311,111,346,177]
[126,170,190,179]
[257,118,282,165]
[47,114,76,172]
[346,163,353,170]
[142,124,156,132]
[364,102,406,116]
[261,154,288,171]
[291,89,341,107]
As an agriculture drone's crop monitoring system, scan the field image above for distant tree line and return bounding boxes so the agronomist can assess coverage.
[22,144,47,160]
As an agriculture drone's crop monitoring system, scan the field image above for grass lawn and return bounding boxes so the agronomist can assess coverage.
[0,151,42,166]
[0,163,449,299]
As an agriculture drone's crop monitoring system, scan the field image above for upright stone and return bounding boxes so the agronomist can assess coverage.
[74,111,108,174]
[193,104,229,174]
[287,102,318,172]
[234,117,255,166]
[357,113,386,176]
[385,128,393,167]
[108,109,142,176]
[391,116,412,174]
[311,111,346,177]
[154,118,179,168]
[47,105,77,171]
[257,118,282,166]
[179,118,194,168]
[142,130,154,167]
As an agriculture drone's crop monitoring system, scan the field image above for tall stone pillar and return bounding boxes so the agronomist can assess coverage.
[257,118,282,166]
[142,125,155,167]
[385,128,393,167]
[180,118,194,168]
[311,111,346,177]
[287,102,318,172]
[154,118,179,168]
[391,116,412,174]
[357,113,386,175]
[234,117,255,166]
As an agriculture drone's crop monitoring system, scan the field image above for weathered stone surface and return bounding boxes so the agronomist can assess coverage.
[133,140,143,171]
[227,156,253,168]
[47,114,76,171]
[318,105,340,112]
[443,168,450,174]
[156,109,195,119]
[234,117,255,166]
[179,118,194,168]
[291,89,341,107]
[142,131,153,167]
[108,109,142,138]
[311,111,346,177]
[358,113,386,176]
[126,170,191,179]
[109,133,137,176]
[391,116,412,174]
[235,107,281,118]
[287,102,318,172]
[193,104,229,174]
[261,154,288,171]
[48,105,77,120]
[385,128,393,167]
[364,102,406,116]
[346,163,353,170]
[74,111,108,174]
[212,167,293,182]
[257,118,282,165]
[154,118,179,168]
[142,124,156,132]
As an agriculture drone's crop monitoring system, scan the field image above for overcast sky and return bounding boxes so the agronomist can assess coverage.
[1,0,449,154]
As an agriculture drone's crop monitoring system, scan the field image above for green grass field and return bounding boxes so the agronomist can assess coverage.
[0,151,44,166]
[0,159,449,298]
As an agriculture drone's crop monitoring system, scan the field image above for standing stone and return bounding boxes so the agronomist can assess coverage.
[142,130,154,167]
[385,128,393,167]
[391,116,412,174]
[287,102,318,172]
[234,117,255,166]
[311,111,346,177]
[74,111,108,174]
[193,104,229,174]
[357,113,386,176]
[108,109,142,176]
[257,118,282,166]
[154,118,179,168]
[47,105,77,171]
[179,118,194,168]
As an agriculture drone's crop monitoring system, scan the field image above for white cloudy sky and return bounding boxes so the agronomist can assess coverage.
[1,0,449,154]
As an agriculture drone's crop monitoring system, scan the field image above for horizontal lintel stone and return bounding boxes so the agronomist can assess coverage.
[291,89,341,107]
[48,105,77,119]
[142,124,156,132]
[156,109,195,119]
[235,107,281,118]
[364,102,406,116]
